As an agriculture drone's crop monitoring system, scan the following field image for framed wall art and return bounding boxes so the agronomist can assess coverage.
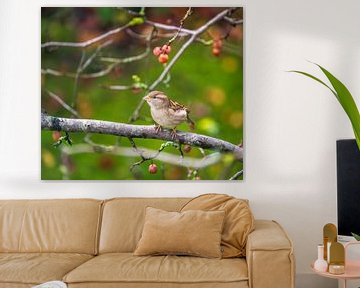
[41,7,243,180]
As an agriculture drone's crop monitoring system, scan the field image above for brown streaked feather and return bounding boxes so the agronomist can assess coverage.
[169,99,187,111]
[169,99,195,130]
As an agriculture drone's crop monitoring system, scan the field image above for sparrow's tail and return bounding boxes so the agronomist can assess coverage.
[187,115,195,130]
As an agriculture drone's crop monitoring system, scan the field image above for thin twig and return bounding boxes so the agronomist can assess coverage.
[81,40,113,71]
[42,46,150,79]
[167,7,193,45]
[145,20,195,35]
[41,24,130,48]
[229,170,243,180]
[126,27,189,40]
[128,137,147,170]
[45,90,80,118]
[224,17,243,25]
[105,85,133,91]
[71,50,86,108]
[100,47,150,63]
[130,139,185,170]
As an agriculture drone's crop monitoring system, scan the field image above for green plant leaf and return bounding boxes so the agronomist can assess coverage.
[290,64,360,150]
[316,64,360,148]
[351,232,360,241]
[288,70,337,97]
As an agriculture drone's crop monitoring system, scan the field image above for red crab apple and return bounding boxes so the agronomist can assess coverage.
[158,53,169,64]
[148,163,158,174]
[153,46,162,56]
[162,44,171,54]
[212,48,221,57]
[52,131,61,141]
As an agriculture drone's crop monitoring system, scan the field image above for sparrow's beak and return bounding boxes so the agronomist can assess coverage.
[143,95,149,101]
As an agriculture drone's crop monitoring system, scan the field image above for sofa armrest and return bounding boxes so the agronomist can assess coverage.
[246,220,295,288]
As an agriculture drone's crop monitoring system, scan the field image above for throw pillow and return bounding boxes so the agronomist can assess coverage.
[134,207,225,258]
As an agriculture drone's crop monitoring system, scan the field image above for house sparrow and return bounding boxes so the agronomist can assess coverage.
[143,91,195,138]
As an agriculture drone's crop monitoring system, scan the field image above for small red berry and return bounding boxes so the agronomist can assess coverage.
[148,163,158,174]
[52,131,61,141]
[158,53,169,63]
[183,144,192,153]
[212,48,221,57]
[161,44,171,54]
[153,46,162,56]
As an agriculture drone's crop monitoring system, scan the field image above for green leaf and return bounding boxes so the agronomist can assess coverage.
[290,64,360,150]
[317,65,360,150]
[128,17,144,26]
[132,75,141,83]
[159,141,178,151]
[351,232,360,241]
[53,139,62,148]
[289,70,337,97]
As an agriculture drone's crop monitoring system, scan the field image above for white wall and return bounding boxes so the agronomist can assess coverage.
[0,0,359,287]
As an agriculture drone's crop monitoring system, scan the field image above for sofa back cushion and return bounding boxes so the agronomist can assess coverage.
[181,194,254,258]
[99,198,189,253]
[0,199,102,254]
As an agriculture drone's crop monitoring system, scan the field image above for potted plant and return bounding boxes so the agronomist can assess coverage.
[291,63,360,241]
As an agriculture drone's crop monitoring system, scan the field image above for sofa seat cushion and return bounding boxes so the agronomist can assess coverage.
[64,253,248,285]
[0,253,93,285]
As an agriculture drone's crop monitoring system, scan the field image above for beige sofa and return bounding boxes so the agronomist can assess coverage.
[0,198,295,288]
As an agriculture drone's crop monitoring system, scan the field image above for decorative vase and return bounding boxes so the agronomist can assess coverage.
[314,244,328,272]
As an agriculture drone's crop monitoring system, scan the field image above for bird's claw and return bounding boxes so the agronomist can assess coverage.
[170,128,178,140]
[155,125,178,140]
[154,125,162,134]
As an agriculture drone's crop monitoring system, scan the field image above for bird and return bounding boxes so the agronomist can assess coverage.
[143,91,195,139]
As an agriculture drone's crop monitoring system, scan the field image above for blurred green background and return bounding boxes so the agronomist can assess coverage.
[41,7,243,180]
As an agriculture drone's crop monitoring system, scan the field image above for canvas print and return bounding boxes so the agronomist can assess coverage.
[41,7,243,180]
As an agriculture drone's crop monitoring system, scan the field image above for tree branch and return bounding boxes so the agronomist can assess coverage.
[41,24,130,48]
[41,114,243,158]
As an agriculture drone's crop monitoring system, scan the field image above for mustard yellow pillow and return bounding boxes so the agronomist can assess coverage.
[134,207,225,258]
[181,194,255,258]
